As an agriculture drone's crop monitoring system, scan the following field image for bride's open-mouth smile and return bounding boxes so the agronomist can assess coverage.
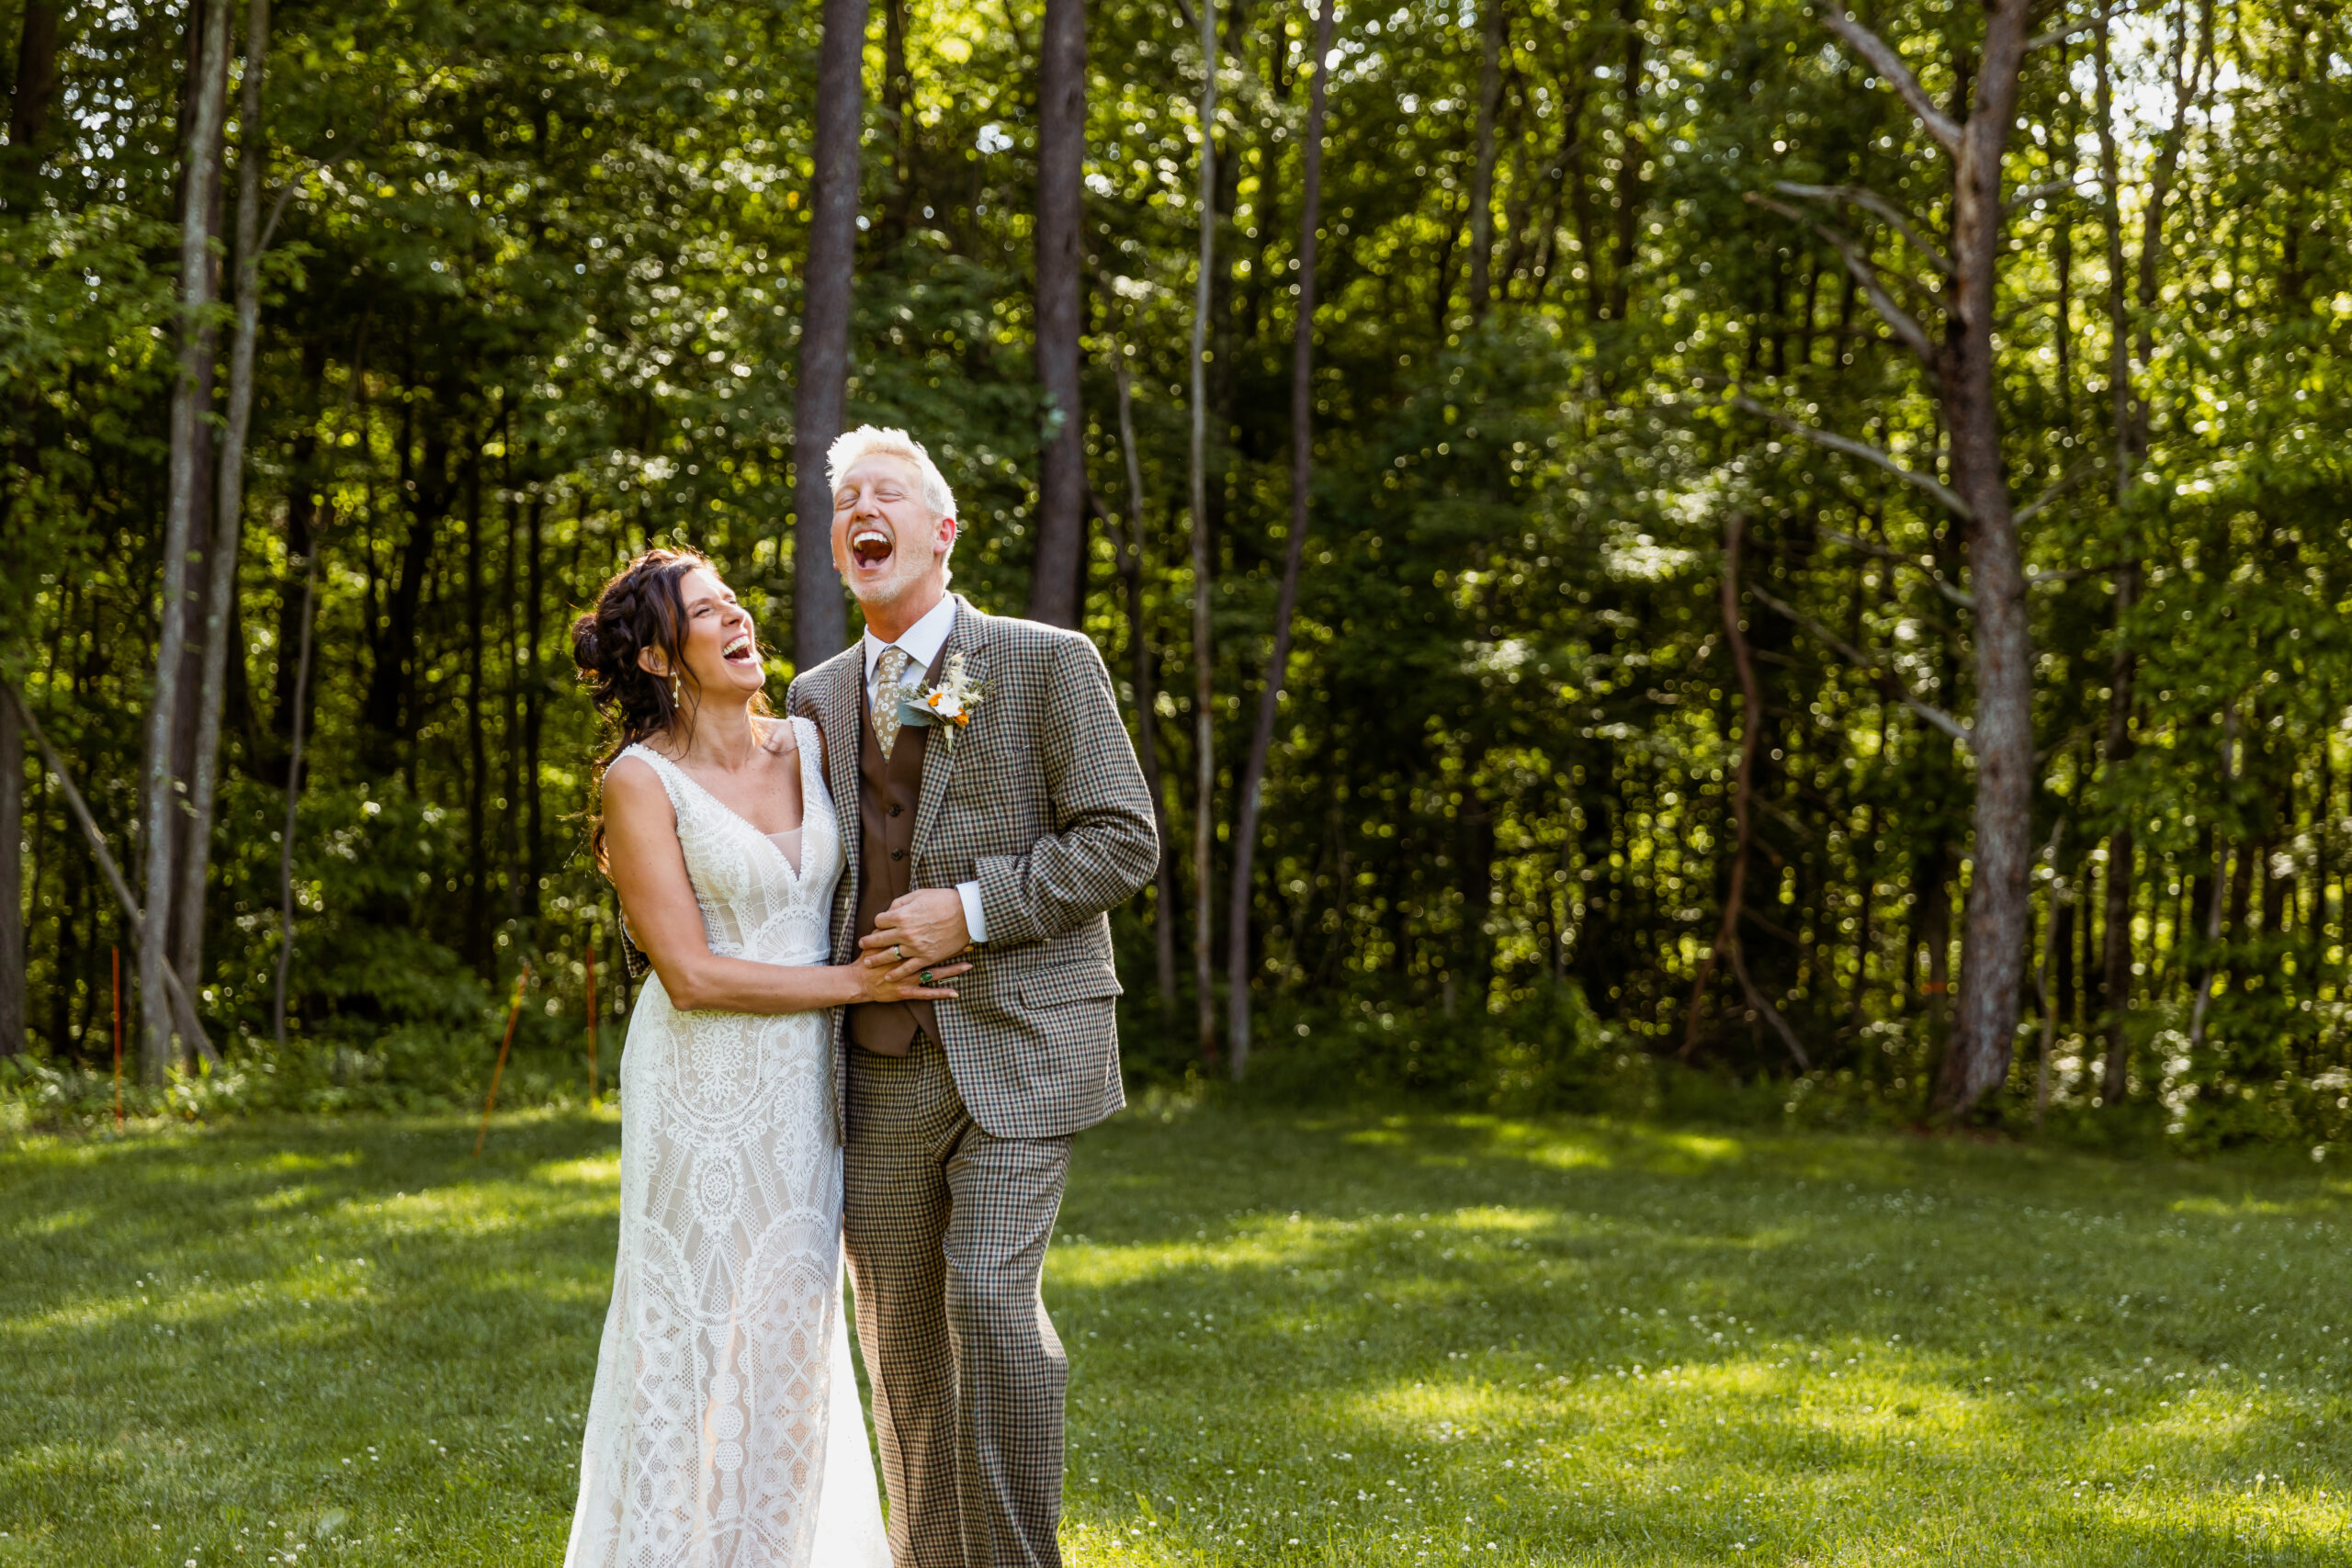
[720,631,756,667]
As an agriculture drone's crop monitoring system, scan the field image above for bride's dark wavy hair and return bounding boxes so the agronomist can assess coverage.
[572,547,769,866]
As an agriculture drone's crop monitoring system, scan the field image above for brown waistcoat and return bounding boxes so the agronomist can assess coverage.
[845,642,951,1055]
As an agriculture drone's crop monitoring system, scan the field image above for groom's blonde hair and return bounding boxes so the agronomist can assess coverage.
[827,425,958,522]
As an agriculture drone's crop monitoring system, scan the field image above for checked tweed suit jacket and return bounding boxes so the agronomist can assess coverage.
[787,596,1159,1145]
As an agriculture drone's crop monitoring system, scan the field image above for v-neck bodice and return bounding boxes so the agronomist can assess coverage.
[620,719,840,965]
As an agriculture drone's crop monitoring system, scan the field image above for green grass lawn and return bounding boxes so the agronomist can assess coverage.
[3,1098,2347,1566]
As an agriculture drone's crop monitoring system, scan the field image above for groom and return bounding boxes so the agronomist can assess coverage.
[787,425,1158,1568]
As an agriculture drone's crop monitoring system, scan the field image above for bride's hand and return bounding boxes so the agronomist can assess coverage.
[854,949,971,1005]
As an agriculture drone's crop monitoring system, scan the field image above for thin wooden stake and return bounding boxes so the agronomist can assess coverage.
[111,946,123,1130]
[583,933,600,1108]
[474,961,532,1158]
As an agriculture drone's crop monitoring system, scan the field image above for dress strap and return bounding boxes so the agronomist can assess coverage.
[787,715,818,777]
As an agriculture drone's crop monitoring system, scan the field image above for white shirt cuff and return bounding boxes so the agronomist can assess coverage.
[956,880,989,945]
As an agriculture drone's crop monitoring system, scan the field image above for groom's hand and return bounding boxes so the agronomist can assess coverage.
[860,889,971,967]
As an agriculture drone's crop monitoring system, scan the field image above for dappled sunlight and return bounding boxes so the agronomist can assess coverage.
[534,1154,622,1185]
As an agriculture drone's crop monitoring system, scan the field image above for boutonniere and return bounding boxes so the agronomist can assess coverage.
[896,652,990,752]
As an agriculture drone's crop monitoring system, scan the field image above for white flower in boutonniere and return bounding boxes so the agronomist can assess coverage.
[897,652,989,752]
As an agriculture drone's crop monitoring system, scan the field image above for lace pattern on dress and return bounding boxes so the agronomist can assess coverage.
[566,718,886,1568]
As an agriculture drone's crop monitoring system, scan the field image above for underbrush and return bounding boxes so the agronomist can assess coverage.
[0,1016,611,1135]
[1117,981,2347,1162]
[11,973,2345,1165]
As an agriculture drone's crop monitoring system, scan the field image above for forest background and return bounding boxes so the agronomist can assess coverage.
[2,0,2348,1154]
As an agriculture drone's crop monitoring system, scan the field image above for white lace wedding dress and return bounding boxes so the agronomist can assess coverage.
[567,719,890,1568]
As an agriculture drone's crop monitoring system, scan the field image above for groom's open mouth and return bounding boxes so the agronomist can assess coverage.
[849,525,894,572]
[720,633,756,666]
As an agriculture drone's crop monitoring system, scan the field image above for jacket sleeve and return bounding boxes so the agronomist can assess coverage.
[970,632,1159,947]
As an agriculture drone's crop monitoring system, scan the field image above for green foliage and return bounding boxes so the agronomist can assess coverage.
[6,0,2352,1145]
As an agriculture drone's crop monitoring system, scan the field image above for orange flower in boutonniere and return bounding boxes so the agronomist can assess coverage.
[895,653,989,751]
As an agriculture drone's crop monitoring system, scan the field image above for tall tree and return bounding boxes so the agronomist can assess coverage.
[1768,3,2055,1117]
[1106,360,1180,1008]
[1227,0,1336,1077]
[1188,0,1222,1063]
[0,692,20,1055]
[1027,0,1088,626]
[791,0,865,669]
[138,0,231,1080]
[273,556,314,1048]
[1,0,62,207]
[1466,0,1505,315]
[175,0,274,1018]
[2095,0,2210,1108]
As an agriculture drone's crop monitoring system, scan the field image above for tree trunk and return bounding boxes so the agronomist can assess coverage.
[791,0,865,671]
[164,6,232,1013]
[499,437,523,920]
[174,0,272,1040]
[2186,706,2237,1056]
[0,692,21,1055]
[464,453,490,973]
[139,0,231,1081]
[272,341,326,763]
[273,555,314,1047]
[1928,0,2034,1119]
[2,0,62,207]
[1225,0,1335,1077]
[1108,362,1180,1009]
[1187,0,1222,1064]
[11,683,217,1064]
[1683,513,1807,1067]
[1026,0,1088,627]
[879,0,914,244]
[364,410,445,771]
[2092,0,2208,1108]
[2033,829,2066,1127]
[524,489,546,913]
[2096,598,2138,1103]
[1465,0,1505,315]
[1606,0,1642,322]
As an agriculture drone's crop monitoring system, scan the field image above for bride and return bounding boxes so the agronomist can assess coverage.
[566,547,959,1568]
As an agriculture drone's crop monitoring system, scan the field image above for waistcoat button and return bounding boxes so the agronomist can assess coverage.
[888,804,902,818]
[891,849,906,862]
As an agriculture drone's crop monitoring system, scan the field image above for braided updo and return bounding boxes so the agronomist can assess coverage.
[573,547,768,864]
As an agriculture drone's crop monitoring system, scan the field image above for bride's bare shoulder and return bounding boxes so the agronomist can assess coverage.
[603,750,669,807]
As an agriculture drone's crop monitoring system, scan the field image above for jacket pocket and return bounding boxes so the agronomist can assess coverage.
[1015,965,1125,1010]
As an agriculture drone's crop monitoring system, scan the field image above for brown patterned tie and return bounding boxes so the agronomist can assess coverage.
[872,646,911,760]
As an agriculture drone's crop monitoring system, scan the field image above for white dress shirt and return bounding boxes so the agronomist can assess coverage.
[860,593,989,944]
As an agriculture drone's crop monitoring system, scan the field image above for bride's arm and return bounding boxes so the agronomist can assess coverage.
[604,755,964,1014]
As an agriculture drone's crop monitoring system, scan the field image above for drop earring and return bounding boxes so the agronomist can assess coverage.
[671,672,682,709]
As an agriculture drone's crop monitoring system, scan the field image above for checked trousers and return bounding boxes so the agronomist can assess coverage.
[843,1037,1072,1568]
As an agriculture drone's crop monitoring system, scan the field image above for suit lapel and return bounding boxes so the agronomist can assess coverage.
[825,650,865,945]
[910,597,975,861]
